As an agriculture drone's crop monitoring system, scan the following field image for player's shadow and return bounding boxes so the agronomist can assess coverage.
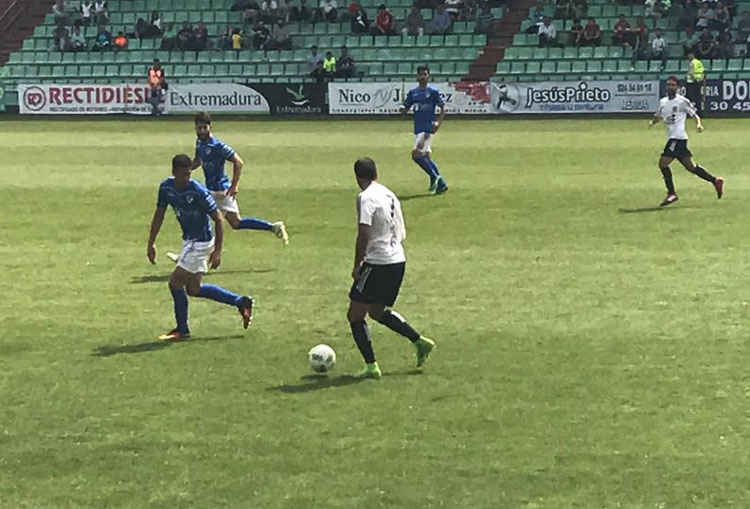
[618,206,688,214]
[130,269,272,284]
[267,370,423,393]
[91,334,244,356]
[399,193,434,202]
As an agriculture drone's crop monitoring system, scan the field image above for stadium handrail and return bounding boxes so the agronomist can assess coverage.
[0,0,21,33]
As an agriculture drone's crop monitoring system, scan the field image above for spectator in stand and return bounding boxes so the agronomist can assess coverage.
[69,25,86,51]
[713,2,730,31]
[336,45,355,77]
[268,20,292,49]
[632,15,649,52]
[161,23,177,50]
[695,2,712,31]
[252,20,270,48]
[651,28,668,69]
[178,22,195,50]
[93,0,108,24]
[538,17,558,46]
[567,17,583,45]
[231,0,249,10]
[112,31,128,51]
[314,0,339,22]
[526,2,545,33]
[348,0,359,17]
[53,22,69,51]
[696,27,715,57]
[80,0,93,25]
[323,51,336,78]
[613,14,633,46]
[91,24,111,51]
[307,45,323,73]
[310,60,326,81]
[194,21,208,50]
[372,4,395,34]
[674,0,696,31]
[291,0,312,21]
[403,5,425,36]
[147,59,166,116]
[351,3,369,32]
[431,3,452,34]
[554,0,574,19]
[231,28,243,49]
[243,0,261,24]
[572,0,586,19]
[645,0,670,19]
[582,17,600,45]
[260,0,278,22]
[714,29,734,56]
[738,11,750,41]
[683,26,699,53]
[149,11,163,36]
[445,0,462,20]
[278,0,292,22]
[475,4,494,34]
[53,0,70,25]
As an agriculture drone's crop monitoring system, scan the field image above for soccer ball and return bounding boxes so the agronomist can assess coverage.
[308,344,336,373]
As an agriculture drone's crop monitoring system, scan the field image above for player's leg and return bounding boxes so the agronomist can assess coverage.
[218,193,289,245]
[180,240,255,329]
[347,300,381,378]
[678,155,724,198]
[159,265,192,341]
[368,305,435,367]
[412,133,439,190]
[419,134,447,194]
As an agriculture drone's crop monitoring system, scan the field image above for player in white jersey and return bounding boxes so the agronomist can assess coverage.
[346,157,436,379]
[649,76,724,207]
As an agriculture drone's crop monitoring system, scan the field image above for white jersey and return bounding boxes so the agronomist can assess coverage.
[356,182,406,265]
[656,94,696,141]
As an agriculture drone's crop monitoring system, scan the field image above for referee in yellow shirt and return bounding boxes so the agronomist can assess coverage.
[685,50,705,114]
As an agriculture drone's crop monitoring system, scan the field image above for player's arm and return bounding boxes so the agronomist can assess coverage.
[433,103,446,133]
[208,208,224,269]
[226,153,243,197]
[146,206,167,264]
[648,114,661,128]
[399,91,414,114]
[352,223,370,279]
[190,157,201,170]
[693,112,704,132]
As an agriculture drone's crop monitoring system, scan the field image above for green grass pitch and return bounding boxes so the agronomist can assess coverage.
[2,116,750,508]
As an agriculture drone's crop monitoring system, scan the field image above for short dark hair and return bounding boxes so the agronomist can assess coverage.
[153,58,161,63]
[417,64,430,74]
[194,111,211,125]
[354,158,378,181]
[666,75,679,85]
[172,154,192,170]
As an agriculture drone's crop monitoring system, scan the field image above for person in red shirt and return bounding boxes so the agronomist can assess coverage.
[372,4,395,35]
[112,31,128,50]
[582,17,600,46]
[612,14,632,46]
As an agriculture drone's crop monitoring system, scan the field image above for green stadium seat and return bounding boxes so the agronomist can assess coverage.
[525,61,540,74]
[496,61,510,74]
[188,11,203,23]
[216,11,228,23]
[229,63,243,75]
[728,58,743,71]
[65,65,79,78]
[456,61,469,74]
[578,47,593,59]
[256,63,270,75]
[270,63,284,75]
[617,60,632,72]
[133,0,146,11]
[594,46,607,59]
[634,61,648,72]
[185,64,200,75]
[563,46,577,59]
[398,62,412,74]
[541,61,556,73]
[710,59,727,72]
[48,52,62,64]
[458,34,474,46]
[602,60,617,73]
[587,61,601,73]
[173,64,187,76]
[79,65,92,76]
[510,61,525,74]
[533,47,547,59]
[548,47,562,59]
[123,13,136,25]
[37,65,52,77]
[197,64,212,76]
[444,35,459,46]
[110,12,123,24]
[20,52,35,64]
[105,64,119,76]
[62,52,76,64]
[52,65,66,77]
[557,61,571,73]
[571,60,586,73]
[512,34,525,46]
[602,5,615,16]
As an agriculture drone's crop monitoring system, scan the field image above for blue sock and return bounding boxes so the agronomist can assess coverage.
[427,159,441,178]
[414,156,438,181]
[170,288,189,333]
[237,217,273,231]
[197,284,243,307]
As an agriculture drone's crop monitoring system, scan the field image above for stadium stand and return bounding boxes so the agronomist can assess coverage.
[0,0,502,106]
[494,0,750,82]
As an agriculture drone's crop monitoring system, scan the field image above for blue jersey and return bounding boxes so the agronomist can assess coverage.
[195,136,236,191]
[403,85,444,135]
[157,178,218,242]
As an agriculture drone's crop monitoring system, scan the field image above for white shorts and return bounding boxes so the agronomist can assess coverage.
[177,239,215,274]
[210,191,240,215]
[413,132,433,155]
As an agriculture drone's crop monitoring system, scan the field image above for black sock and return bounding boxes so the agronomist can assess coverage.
[660,167,675,194]
[350,320,375,363]
[691,164,716,184]
[375,310,420,343]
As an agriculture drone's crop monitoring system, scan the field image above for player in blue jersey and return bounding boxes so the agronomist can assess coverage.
[398,65,448,195]
[147,154,254,341]
[166,112,288,262]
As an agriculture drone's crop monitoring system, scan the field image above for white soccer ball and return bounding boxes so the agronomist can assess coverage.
[308,344,336,373]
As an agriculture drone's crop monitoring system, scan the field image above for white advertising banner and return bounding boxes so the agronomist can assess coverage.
[167,83,270,114]
[19,83,152,114]
[491,80,660,114]
[328,82,496,114]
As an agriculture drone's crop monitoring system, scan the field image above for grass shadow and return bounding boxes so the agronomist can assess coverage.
[130,269,273,284]
[91,334,245,357]
[267,369,424,393]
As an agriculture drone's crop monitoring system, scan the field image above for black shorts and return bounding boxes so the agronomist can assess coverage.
[662,138,692,160]
[349,262,405,307]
